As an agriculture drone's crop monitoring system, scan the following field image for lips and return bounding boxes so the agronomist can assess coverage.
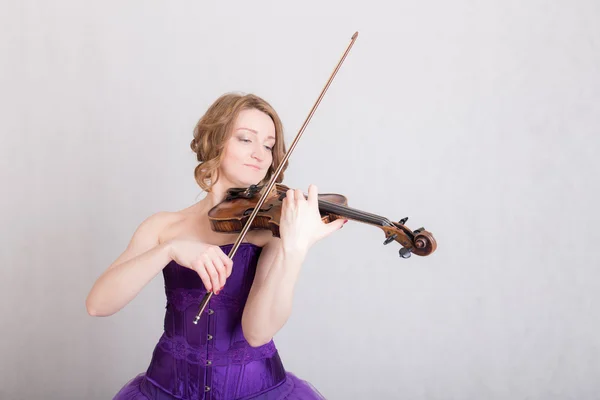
[244,164,261,170]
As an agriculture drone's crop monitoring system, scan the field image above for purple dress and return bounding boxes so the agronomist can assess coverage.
[113,243,325,400]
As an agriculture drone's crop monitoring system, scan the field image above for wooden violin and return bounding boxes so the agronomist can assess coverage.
[208,183,436,258]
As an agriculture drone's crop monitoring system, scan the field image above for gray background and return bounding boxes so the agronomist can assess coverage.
[1,1,599,399]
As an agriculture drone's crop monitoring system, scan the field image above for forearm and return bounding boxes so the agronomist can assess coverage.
[86,242,172,317]
[242,244,307,346]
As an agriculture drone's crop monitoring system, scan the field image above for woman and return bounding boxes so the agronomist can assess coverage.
[86,92,347,399]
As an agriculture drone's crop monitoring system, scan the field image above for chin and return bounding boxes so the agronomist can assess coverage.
[224,170,265,188]
[241,173,266,186]
[235,177,262,188]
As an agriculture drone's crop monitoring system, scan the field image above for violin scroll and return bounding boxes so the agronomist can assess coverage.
[381,220,437,258]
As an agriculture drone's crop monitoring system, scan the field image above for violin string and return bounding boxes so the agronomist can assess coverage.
[321,203,383,224]
[274,186,395,227]
[333,202,394,226]
[317,199,394,226]
[317,198,393,225]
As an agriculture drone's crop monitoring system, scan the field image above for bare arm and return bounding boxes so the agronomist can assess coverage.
[241,237,307,347]
[240,185,345,347]
[85,212,176,317]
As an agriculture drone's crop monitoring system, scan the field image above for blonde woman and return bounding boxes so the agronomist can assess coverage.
[86,93,346,399]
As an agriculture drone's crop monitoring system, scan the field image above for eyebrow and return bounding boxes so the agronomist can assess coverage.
[236,127,275,140]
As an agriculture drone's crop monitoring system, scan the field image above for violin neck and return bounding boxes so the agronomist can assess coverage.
[318,199,390,226]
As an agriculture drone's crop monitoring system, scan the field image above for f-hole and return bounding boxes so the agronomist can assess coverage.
[243,204,274,216]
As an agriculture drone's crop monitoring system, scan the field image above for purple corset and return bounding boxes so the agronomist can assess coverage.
[143,243,287,399]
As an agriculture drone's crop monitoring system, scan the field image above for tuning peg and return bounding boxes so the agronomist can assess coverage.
[383,234,397,245]
[399,247,412,258]
[398,217,408,225]
[413,227,424,234]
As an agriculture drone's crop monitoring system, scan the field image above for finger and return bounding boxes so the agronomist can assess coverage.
[294,188,304,205]
[321,218,348,240]
[225,257,233,278]
[213,247,234,278]
[307,184,318,206]
[202,254,221,293]
[193,259,213,292]
[286,188,295,203]
[281,196,292,222]
[212,257,227,289]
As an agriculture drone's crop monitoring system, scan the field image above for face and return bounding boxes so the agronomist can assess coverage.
[219,108,276,188]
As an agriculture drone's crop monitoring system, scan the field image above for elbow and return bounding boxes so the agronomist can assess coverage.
[85,296,112,317]
[245,334,272,348]
[241,321,272,348]
[86,304,99,317]
[85,294,96,316]
[86,304,113,317]
[86,299,101,317]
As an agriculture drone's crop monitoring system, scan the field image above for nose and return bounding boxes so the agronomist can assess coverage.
[251,146,267,162]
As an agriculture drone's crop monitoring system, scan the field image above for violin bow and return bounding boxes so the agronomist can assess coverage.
[193,32,360,324]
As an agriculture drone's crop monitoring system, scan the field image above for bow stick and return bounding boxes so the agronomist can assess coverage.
[193,32,360,323]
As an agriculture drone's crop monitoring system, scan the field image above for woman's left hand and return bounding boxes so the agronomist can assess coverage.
[279,184,347,253]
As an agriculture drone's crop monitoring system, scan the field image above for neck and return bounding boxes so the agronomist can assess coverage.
[202,188,227,210]
[199,178,258,211]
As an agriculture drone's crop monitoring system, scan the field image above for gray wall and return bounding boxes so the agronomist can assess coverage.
[1,1,599,399]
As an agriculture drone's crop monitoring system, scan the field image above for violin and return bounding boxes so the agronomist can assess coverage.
[192,32,437,324]
[208,183,436,258]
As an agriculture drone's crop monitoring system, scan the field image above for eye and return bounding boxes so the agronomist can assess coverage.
[264,145,273,151]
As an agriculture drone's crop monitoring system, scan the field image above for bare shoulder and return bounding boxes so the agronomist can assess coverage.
[106,211,183,271]
[129,211,185,245]
[135,211,184,239]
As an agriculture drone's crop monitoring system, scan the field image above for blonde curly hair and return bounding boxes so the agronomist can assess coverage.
[190,92,288,192]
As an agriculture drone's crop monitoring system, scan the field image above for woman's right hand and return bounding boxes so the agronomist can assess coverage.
[167,239,233,294]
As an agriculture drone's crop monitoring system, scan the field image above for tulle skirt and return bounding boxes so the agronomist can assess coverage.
[113,371,326,400]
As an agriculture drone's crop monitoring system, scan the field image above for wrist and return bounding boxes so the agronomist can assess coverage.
[281,242,308,263]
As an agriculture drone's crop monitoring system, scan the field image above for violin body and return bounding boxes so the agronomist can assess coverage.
[208,183,436,258]
[208,183,347,238]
